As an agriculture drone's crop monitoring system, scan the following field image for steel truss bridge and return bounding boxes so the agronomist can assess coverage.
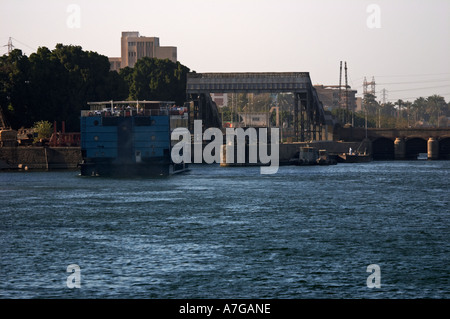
[186,72,327,141]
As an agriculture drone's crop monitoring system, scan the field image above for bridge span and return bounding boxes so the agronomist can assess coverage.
[186,72,327,142]
[336,127,450,160]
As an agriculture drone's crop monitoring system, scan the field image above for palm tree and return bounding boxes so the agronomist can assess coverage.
[395,99,404,119]
[404,101,412,127]
[363,93,379,116]
[412,97,427,125]
[381,102,395,117]
[426,95,446,127]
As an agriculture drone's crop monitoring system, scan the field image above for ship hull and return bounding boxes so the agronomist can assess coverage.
[79,160,188,177]
[337,153,372,163]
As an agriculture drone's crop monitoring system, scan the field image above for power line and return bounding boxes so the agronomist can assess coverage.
[385,93,450,102]
[1,37,37,55]
[381,91,450,102]
[377,78,450,85]
[361,85,450,96]
[354,73,450,85]
[379,84,450,93]
[10,37,36,52]
[358,89,450,101]
[374,72,450,78]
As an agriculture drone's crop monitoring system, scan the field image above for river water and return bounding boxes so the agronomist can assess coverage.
[0,161,449,299]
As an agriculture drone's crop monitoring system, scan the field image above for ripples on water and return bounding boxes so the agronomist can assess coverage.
[0,161,449,298]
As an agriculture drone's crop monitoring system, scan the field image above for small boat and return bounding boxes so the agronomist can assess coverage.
[290,146,337,166]
[316,149,337,165]
[337,152,372,163]
[289,146,318,165]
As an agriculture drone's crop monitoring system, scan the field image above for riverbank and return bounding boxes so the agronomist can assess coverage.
[0,141,366,171]
[0,146,81,170]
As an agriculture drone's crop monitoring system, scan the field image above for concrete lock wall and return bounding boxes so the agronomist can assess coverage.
[0,147,82,170]
[220,141,362,166]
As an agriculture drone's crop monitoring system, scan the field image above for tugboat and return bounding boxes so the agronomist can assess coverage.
[290,146,318,166]
[316,149,337,165]
[290,146,337,166]
[79,100,189,177]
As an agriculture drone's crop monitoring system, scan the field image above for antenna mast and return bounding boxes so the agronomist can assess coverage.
[345,61,349,123]
[339,61,342,105]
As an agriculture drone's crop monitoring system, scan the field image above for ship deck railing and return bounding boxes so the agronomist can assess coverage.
[81,108,170,118]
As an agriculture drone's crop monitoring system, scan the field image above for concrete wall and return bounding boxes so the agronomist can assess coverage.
[336,126,450,142]
[0,147,81,170]
[219,141,362,166]
[335,126,450,159]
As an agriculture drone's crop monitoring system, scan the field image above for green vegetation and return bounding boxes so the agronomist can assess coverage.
[1,44,447,132]
[0,45,124,131]
[0,45,190,131]
[32,120,53,142]
[332,93,449,129]
[220,91,449,129]
[122,57,190,104]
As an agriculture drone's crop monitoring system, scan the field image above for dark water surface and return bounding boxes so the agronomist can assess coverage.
[1,161,449,299]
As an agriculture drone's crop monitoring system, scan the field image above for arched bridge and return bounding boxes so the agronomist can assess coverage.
[336,127,450,160]
[186,72,326,141]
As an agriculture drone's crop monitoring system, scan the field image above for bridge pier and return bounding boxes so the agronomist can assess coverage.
[335,127,450,160]
[393,136,441,160]
[427,137,439,160]
[394,137,406,160]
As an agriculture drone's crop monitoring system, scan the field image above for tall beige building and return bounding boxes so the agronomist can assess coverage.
[109,31,177,71]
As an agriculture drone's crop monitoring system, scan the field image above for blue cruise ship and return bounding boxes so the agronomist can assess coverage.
[79,100,188,177]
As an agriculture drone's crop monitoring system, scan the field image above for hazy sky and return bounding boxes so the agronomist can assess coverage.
[1,0,449,102]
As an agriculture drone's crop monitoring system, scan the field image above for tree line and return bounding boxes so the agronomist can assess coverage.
[358,93,449,128]
[1,44,447,132]
[219,91,449,129]
[0,44,190,131]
